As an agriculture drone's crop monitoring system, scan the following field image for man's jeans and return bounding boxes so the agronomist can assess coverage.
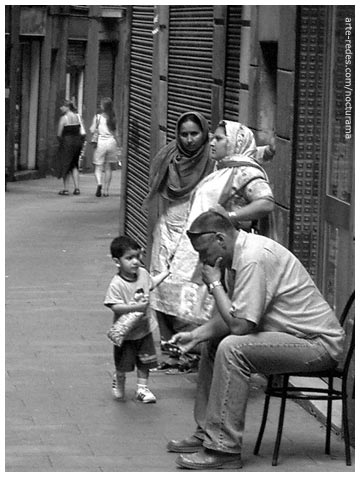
[193,332,337,454]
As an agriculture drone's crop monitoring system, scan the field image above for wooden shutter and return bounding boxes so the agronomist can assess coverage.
[125,5,154,248]
[166,6,214,140]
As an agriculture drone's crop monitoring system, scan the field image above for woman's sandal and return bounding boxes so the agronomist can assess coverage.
[58,190,69,195]
[161,341,182,357]
[156,361,179,371]
[73,188,80,195]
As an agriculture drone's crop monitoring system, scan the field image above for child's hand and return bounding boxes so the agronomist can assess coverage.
[136,297,149,313]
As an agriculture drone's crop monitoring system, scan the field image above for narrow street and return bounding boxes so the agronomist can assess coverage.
[5,172,354,472]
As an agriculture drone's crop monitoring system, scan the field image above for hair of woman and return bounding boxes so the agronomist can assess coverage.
[63,99,77,112]
[100,97,116,132]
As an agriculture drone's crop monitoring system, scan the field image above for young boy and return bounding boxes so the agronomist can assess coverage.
[104,236,170,403]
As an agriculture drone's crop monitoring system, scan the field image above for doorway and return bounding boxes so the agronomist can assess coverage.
[17,39,40,172]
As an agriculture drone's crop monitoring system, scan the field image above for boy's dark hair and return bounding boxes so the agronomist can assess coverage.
[110,236,141,259]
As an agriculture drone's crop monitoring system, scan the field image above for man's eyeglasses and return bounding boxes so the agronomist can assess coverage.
[186,230,219,240]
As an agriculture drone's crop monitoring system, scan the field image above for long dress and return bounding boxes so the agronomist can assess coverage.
[147,112,214,328]
[56,124,83,179]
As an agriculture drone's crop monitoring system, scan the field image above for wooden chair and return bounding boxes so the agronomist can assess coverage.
[253,291,355,466]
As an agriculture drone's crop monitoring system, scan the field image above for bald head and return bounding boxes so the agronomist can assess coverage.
[187,210,235,240]
[187,210,237,268]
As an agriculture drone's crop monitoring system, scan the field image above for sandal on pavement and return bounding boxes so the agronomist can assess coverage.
[73,188,80,195]
[156,361,179,371]
[58,190,69,195]
[161,341,182,357]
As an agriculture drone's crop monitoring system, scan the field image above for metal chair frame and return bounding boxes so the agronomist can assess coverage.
[253,291,355,466]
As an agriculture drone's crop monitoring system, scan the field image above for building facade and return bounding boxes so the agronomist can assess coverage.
[120,5,354,319]
[5,5,126,180]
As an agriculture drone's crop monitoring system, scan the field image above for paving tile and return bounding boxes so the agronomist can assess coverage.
[5,455,53,472]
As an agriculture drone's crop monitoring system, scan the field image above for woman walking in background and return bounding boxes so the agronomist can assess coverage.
[56,99,85,196]
[90,97,119,197]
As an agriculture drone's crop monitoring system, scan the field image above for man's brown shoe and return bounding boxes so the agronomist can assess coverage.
[167,435,203,453]
[175,448,243,470]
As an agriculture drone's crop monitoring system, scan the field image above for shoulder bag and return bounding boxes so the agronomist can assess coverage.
[91,114,100,147]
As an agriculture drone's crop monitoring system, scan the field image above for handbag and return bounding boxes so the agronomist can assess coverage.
[91,115,100,146]
[115,145,123,167]
[107,289,147,347]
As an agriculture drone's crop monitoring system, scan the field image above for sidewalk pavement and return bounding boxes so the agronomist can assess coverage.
[5,172,355,473]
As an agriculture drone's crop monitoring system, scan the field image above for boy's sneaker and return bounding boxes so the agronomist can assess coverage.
[135,387,156,403]
[112,372,125,400]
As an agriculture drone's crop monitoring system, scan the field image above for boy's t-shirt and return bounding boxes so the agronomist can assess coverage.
[104,267,157,340]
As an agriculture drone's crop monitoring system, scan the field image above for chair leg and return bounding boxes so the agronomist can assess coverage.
[272,375,289,466]
[342,382,352,466]
[325,377,333,455]
[254,388,272,455]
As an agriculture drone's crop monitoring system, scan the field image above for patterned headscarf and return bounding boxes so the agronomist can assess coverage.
[218,120,257,161]
[215,120,268,206]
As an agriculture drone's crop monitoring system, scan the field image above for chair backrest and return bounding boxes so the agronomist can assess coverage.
[337,291,355,375]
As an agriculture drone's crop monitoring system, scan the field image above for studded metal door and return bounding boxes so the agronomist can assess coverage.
[125,6,154,248]
[291,6,328,279]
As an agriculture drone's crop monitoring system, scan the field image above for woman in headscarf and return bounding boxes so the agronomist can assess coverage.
[154,120,275,338]
[146,112,215,365]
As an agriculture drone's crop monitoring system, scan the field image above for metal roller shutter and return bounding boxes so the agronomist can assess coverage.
[97,43,115,102]
[224,6,243,121]
[125,6,154,248]
[167,6,214,140]
[67,40,85,69]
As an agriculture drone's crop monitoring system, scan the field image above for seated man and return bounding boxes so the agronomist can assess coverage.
[167,210,345,470]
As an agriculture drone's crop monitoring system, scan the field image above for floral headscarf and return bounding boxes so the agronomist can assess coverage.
[215,120,268,206]
[218,120,257,161]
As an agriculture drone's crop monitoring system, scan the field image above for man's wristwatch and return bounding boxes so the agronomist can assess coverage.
[228,211,238,226]
[208,280,223,293]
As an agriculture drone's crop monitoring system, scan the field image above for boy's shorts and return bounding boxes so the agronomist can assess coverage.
[114,332,158,373]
